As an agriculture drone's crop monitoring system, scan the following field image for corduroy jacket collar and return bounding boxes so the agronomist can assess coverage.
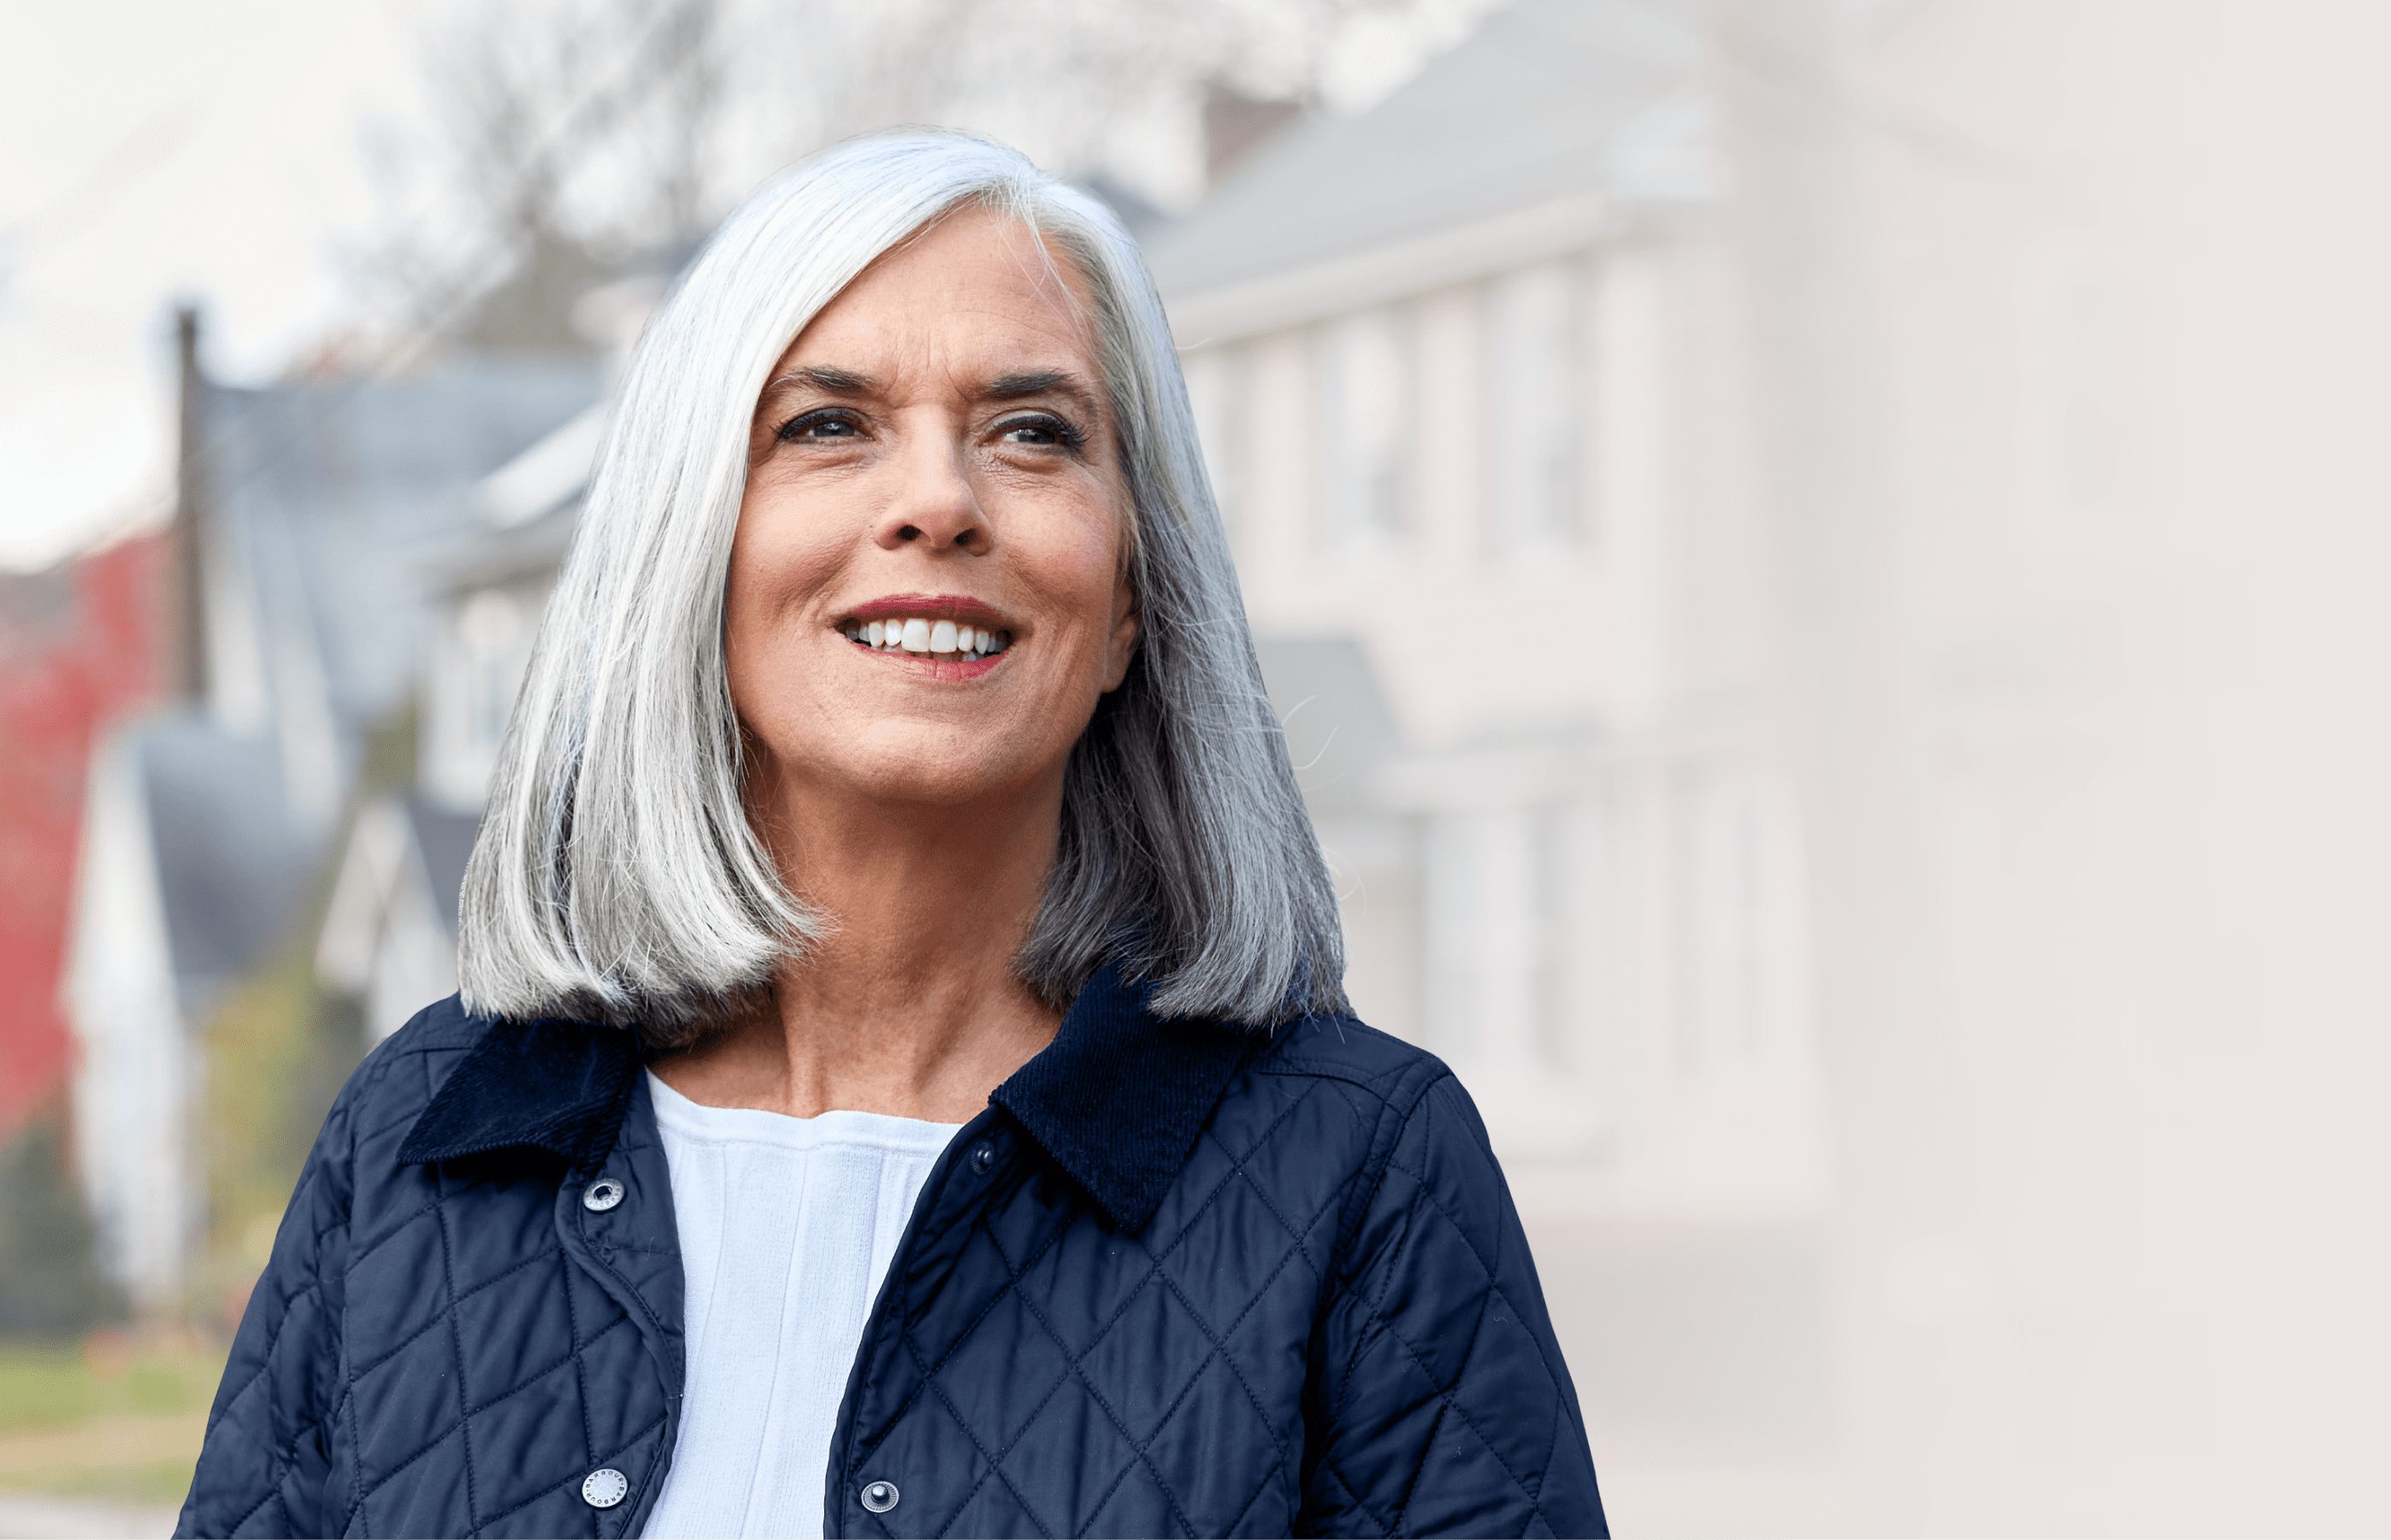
[395,962,1255,1233]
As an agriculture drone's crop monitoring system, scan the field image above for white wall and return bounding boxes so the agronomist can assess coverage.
[1697,0,2391,1531]
[63,729,193,1312]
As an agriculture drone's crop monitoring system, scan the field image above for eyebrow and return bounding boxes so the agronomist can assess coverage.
[766,365,873,396]
[985,369,1102,418]
[759,364,1101,416]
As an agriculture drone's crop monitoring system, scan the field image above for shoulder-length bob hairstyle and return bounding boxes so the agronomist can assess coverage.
[457,129,1347,1043]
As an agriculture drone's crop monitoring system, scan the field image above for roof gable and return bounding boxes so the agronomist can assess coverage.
[1142,0,1705,300]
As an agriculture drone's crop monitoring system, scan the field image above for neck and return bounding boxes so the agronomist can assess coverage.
[650,758,1066,1124]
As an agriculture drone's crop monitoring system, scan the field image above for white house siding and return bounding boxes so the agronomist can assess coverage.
[420,579,548,813]
[317,798,463,1046]
[65,728,194,1312]
[1172,215,1827,1202]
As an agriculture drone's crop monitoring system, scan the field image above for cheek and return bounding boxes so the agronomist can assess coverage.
[1023,492,1132,639]
[723,490,846,676]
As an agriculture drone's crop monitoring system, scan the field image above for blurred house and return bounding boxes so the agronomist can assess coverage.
[315,428,590,1045]
[1148,0,1829,1215]
[0,538,163,1144]
[1135,1,1848,1499]
[63,320,597,1308]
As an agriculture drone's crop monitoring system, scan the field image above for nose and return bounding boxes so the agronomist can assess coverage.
[876,425,990,555]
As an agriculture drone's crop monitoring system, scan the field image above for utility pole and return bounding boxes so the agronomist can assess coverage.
[170,305,209,704]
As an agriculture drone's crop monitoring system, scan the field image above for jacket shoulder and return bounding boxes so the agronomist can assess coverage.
[1251,1012,1450,1106]
[376,992,496,1054]
[337,994,499,1128]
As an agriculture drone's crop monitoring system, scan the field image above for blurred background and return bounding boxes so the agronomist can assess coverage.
[4,0,2390,1533]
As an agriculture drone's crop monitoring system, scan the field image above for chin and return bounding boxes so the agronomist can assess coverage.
[819,743,1051,811]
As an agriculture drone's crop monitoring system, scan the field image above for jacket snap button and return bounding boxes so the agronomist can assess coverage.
[969,1141,996,1174]
[860,1479,899,1513]
[582,1467,629,1508]
[582,1177,624,1213]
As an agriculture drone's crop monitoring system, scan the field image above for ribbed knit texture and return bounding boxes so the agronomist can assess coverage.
[643,1074,958,1539]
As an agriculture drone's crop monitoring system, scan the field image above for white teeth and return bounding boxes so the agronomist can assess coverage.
[854,617,1007,657]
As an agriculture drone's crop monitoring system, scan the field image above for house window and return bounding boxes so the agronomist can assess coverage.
[1319,309,1408,547]
[422,585,533,810]
[1485,259,1587,551]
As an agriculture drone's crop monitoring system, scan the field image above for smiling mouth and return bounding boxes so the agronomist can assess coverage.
[841,616,1012,661]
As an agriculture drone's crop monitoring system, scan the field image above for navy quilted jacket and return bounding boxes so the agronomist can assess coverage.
[180,965,1607,1537]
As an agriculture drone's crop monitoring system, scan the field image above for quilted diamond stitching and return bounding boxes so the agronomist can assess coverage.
[1142,1096,1387,1531]
[343,1309,636,1513]
[1358,1295,1544,1521]
[928,1082,1358,1537]
[1148,1080,1326,1254]
[201,1272,322,1443]
[916,1189,1279,1537]
[1319,1170,1557,1524]
[1068,1346,1233,1535]
[229,1475,282,1535]
[339,1194,446,1282]
[1066,1272,1312,1540]
[430,1171,483,1534]
[1314,1449,1396,1537]
[345,1245,561,1384]
[899,1070,1390,1537]
[886,1199,1072,1428]
[981,1228,1200,1540]
[1279,1069,1590,1535]
[884,1090,1272,1453]
[903,1325,1064,1538]
[558,1248,598,1518]
[917,1207,1288,1533]
[1220,1458,1284,1538]
[465,1410,664,1537]
[928,1356,1079,1537]
[224,1386,336,1537]
[1129,1157,1356,1476]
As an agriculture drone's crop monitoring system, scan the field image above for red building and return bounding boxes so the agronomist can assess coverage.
[0,535,163,1139]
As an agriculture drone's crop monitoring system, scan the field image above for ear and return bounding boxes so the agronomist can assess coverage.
[1099,573,1140,693]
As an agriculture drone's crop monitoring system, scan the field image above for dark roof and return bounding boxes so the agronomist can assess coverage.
[404,794,481,938]
[203,356,600,735]
[131,355,599,1012]
[1141,0,1704,298]
[134,711,316,1017]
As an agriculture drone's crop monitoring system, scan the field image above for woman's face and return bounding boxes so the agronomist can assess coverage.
[726,206,1139,823]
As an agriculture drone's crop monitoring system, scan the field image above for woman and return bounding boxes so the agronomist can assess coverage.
[180,131,1606,1539]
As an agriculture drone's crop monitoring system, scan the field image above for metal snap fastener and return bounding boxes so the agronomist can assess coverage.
[582,1467,629,1508]
[860,1479,899,1513]
[969,1141,996,1174]
[582,1177,625,1213]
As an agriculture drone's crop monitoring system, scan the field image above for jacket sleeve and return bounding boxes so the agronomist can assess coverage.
[1302,1071,1609,1538]
[177,1058,372,1538]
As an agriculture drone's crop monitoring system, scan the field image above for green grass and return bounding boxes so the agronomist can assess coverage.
[0,1338,223,1429]
[0,1336,223,1503]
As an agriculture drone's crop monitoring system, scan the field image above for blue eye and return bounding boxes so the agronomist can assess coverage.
[779,410,859,441]
[997,415,1085,451]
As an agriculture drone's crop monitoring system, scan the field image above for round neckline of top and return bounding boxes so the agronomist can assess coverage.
[644,1068,965,1144]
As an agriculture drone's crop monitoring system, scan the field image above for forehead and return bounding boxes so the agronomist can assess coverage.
[773,204,1101,379]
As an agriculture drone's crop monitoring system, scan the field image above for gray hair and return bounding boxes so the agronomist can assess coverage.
[457,130,1346,1042]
